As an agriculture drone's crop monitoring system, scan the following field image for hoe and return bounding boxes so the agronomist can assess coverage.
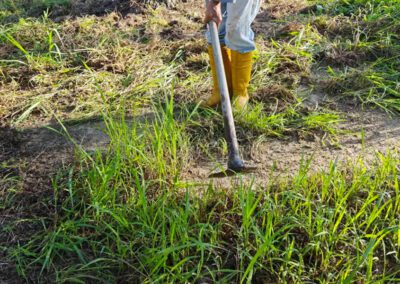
[208,20,257,178]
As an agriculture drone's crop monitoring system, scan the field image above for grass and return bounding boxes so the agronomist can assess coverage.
[7,97,400,283]
[0,2,341,135]
[1,0,400,282]
[311,0,400,112]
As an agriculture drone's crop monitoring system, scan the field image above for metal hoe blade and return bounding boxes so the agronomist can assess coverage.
[207,19,257,178]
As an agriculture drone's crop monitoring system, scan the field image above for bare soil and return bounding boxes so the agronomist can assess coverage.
[50,0,150,22]
[185,99,400,188]
[22,0,147,19]
[1,97,399,191]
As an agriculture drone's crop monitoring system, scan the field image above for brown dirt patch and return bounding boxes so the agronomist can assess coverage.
[26,0,144,21]
[182,98,400,189]
[264,0,308,19]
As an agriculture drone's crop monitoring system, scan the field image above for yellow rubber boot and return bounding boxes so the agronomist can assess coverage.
[202,45,232,108]
[231,50,254,111]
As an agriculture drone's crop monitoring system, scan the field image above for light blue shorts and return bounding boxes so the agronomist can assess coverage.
[205,0,261,53]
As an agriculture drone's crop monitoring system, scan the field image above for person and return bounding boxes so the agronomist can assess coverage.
[202,0,261,110]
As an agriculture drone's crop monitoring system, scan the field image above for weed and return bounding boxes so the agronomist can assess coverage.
[312,0,400,112]
[8,106,399,282]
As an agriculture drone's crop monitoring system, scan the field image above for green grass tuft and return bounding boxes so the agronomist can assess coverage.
[6,99,399,283]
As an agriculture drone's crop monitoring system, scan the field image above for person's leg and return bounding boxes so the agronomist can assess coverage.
[204,44,232,107]
[203,3,233,107]
[225,0,261,110]
[205,2,228,46]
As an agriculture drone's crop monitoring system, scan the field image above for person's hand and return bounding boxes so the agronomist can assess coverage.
[204,0,222,26]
